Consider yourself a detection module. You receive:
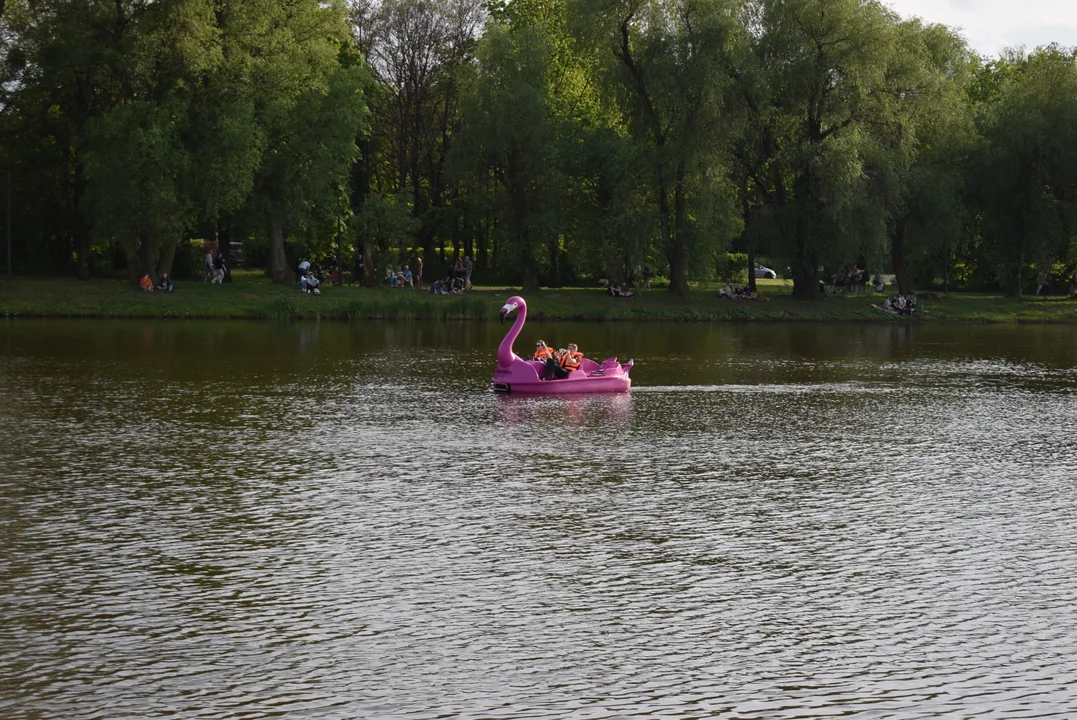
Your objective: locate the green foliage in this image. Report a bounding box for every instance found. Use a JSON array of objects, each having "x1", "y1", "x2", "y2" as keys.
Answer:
[
  {"x1": 454, "y1": 16, "x2": 567, "y2": 289},
  {"x1": 971, "y1": 46, "x2": 1077, "y2": 296},
  {"x1": 568, "y1": 0, "x2": 743, "y2": 293},
  {"x1": 0, "y1": 0, "x2": 367, "y2": 282},
  {"x1": 2, "y1": 0, "x2": 1076, "y2": 302},
  {"x1": 716, "y1": 253, "x2": 749, "y2": 284}
]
